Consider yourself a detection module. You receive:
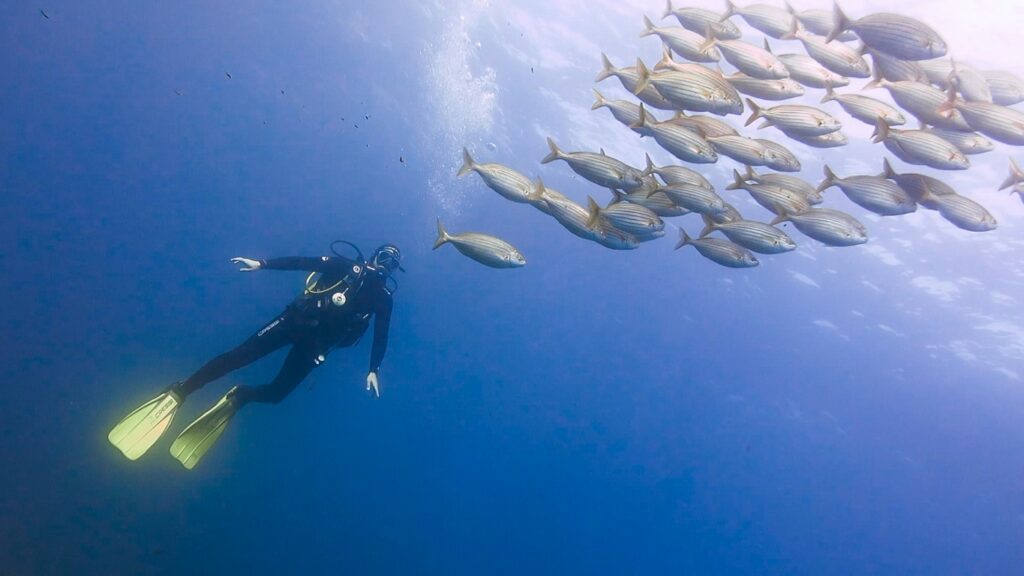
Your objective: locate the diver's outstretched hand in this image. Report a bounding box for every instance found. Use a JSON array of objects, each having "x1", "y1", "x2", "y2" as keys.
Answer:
[
  {"x1": 366, "y1": 372, "x2": 380, "y2": 398},
  {"x1": 231, "y1": 257, "x2": 262, "y2": 272}
]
